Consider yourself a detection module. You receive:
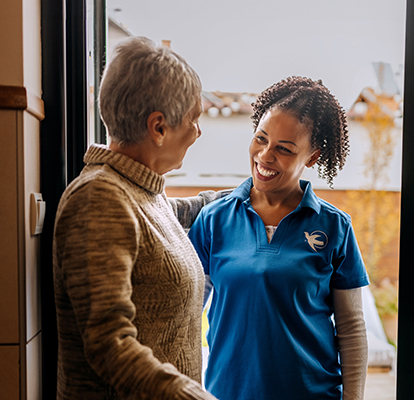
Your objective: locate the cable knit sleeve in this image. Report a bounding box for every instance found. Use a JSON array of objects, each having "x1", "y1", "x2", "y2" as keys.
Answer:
[
  {"x1": 54, "y1": 178, "x2": 217, "y2": 400},
  {"x1": 168, "y1": 189, "x2": 232, "y2": 229}
]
